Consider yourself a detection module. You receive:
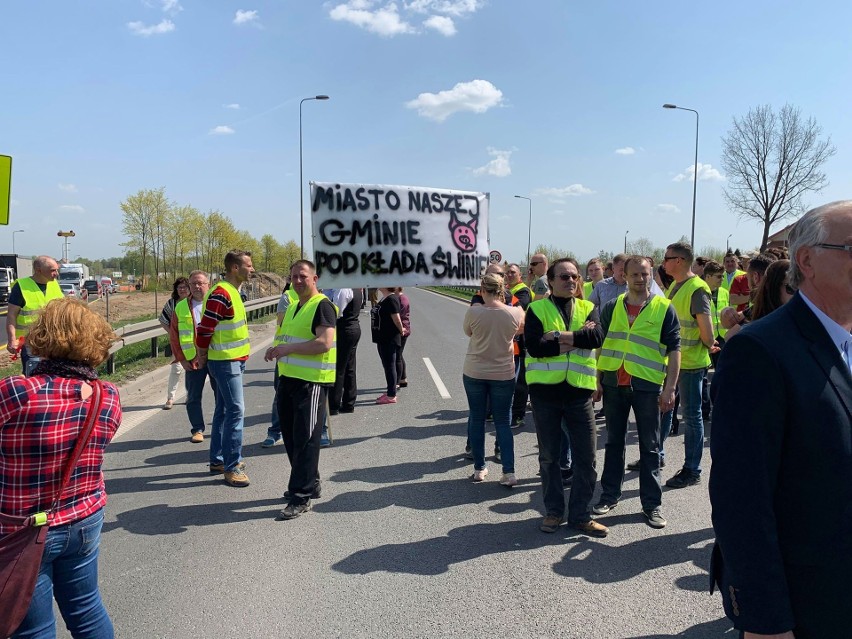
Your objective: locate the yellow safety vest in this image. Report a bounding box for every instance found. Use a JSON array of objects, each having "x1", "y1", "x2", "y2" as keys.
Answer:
[
  {"x1": 667, "y1": 276, "x2": 711, "y2": 370},
  {"x1": 286, "y1": 288, "x2": 299, "y2": 305},
  {"x1": 597, "y1": 294, "x2": 670, "y2": 385},
  {"x1": 275, "y1": 293, "x2": 337, "y2": 383},
  {"x1": 583, "y1": 281, "x2": 594, "y2": 300},
  {"x1": 15, "y1": 278, "x2": 64, "y2": 337},
  {"x1": 720, "y1": 269, "x2": 745, "y2": 292},
  {"x1": 509, "y1": 282, "x2": 530, "y2": 298},
  {"x1": 710, "y1": 286, "x2": 730, "y2": 340},
  {"x1": 174, "y1": 298, "x2": 198, "y2": 360},
  {"x1": 525, "y1": 297, "x2": 597, "y2": 390},
  {"x1": 203, "y1": 281, "x2": 250, "y2": 360}
]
